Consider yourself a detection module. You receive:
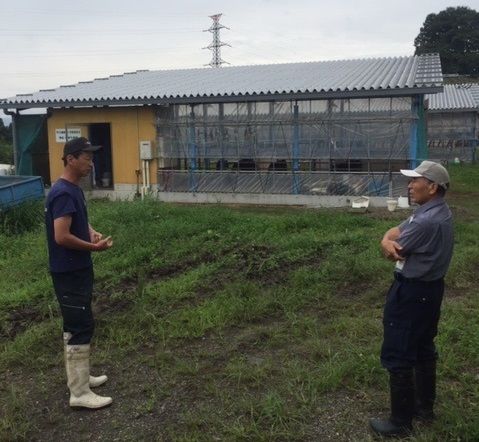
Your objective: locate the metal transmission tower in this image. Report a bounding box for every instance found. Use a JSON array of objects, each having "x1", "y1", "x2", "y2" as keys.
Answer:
[{"x1": 203, "y1": 13, "x2": 230, "y2": 68}]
